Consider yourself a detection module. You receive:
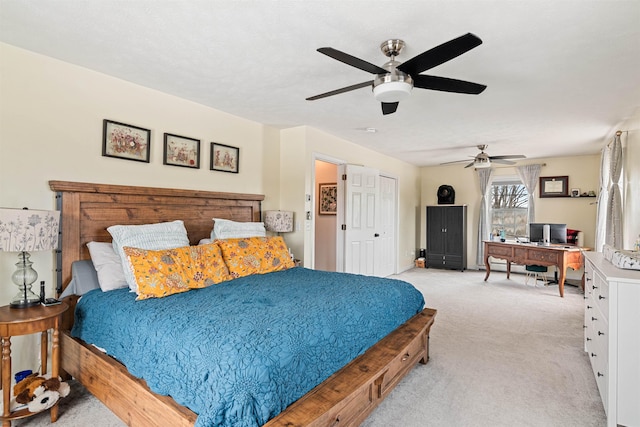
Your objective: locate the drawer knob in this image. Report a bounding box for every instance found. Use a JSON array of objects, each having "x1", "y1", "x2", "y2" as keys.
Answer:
[
  {"x1": 401, "y1": 353, "x2": 410, "y2": 362},
  {"x1": 592, "y1": 285, "x2": 598, "y2": 289},
  {"x1": 330, "y1": 416, "x2": 341, "y2": 427},
  {"x1": 591, "y1": 352, "x2": 597, "y2": 357},
  {"x1": 586, "y1": 305, "x2": 592, "y2": 309},
  {"x1": 597, "y1": 372, "x2": 604, "y2": 377},
  {"x1": 598, "y1": 331, "x2": 605, "y2": 336},
  {"x1": 586, "y1": 337, "x2": 592, "y2": 341},
  {"x1": 591, "y1": 317, "x2": 597, "y2": 321},
  {"x1": 598, "y1": 295, "x2": 606, "y2": 300}
]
